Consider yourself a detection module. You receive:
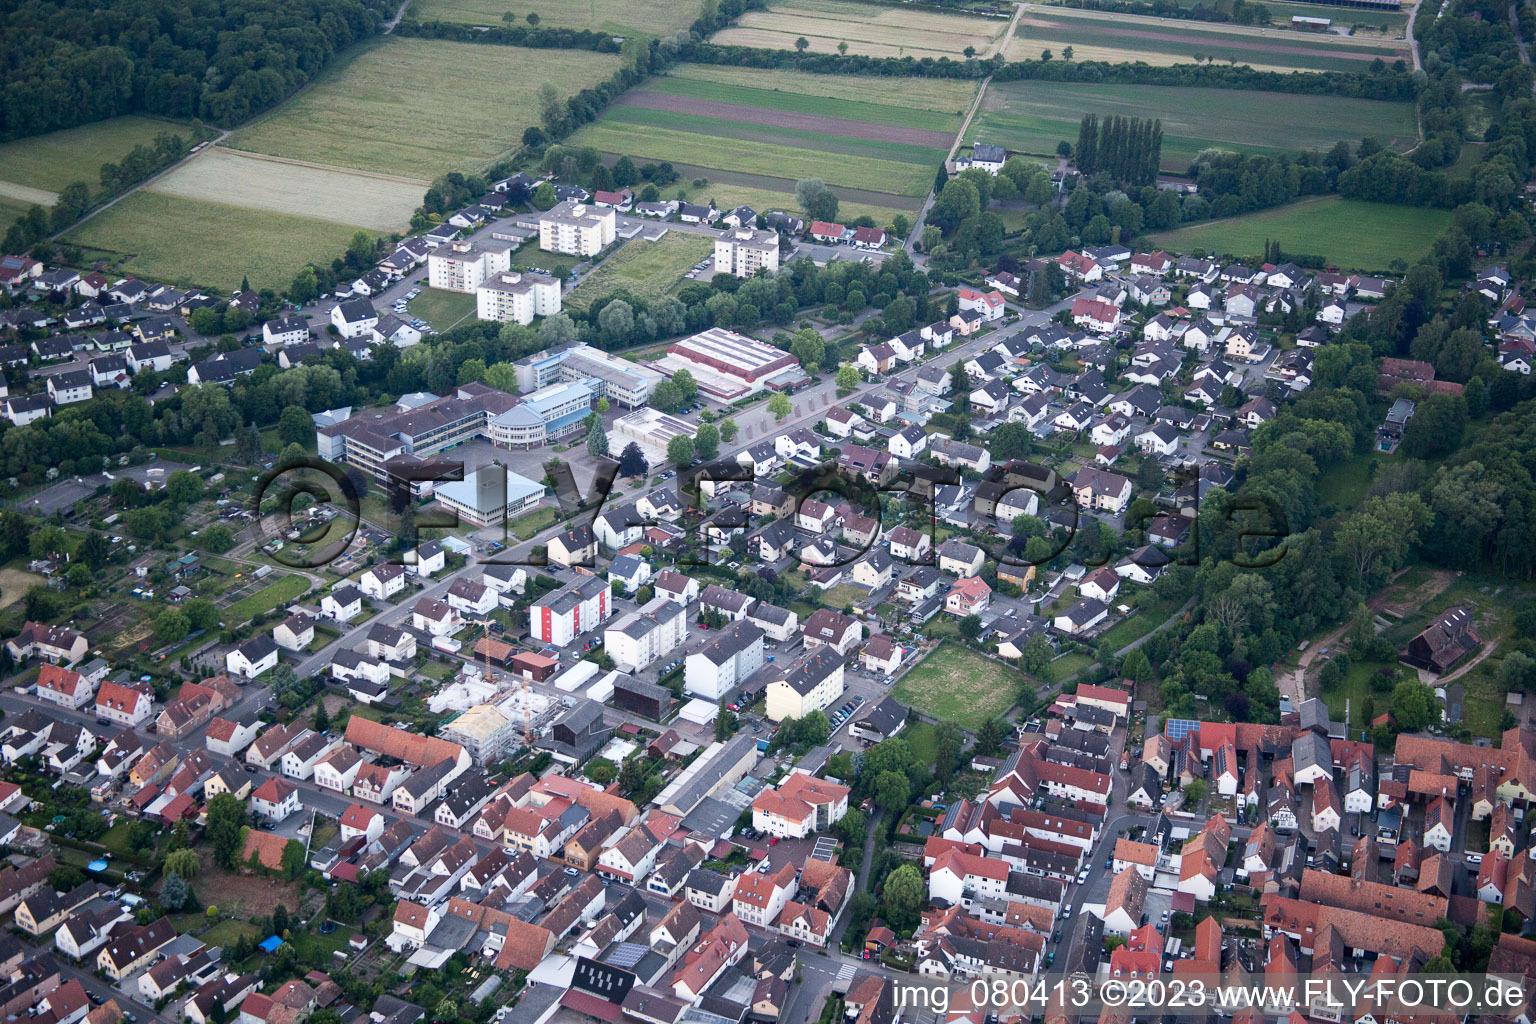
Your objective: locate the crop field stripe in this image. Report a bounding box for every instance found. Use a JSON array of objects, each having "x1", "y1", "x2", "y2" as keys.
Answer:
[
  {"x1": 147, "y1": 149, "x2": 423, "y2": 232},
  {"x1": 714, "y1": 0, "x2": 1009, "y2": 59},
  {"x1": 600, "y1": 105, "x2": 948, "y2": 165},
  {"x1": 636, "y1": 78, "x2": 963, "y2": 133},
  {"x1": 1019, "y1": 9, "x2": 1407, "y2": 54},
  {"x1": 569, "y1": 122, "x2": 935, "y2": 197},
  {"x1": 668, "y1": 63, "x2": 981, "y2": 115},
  {"x1": 404, "y1": 0, "x2": 696, "y2": 36}
]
